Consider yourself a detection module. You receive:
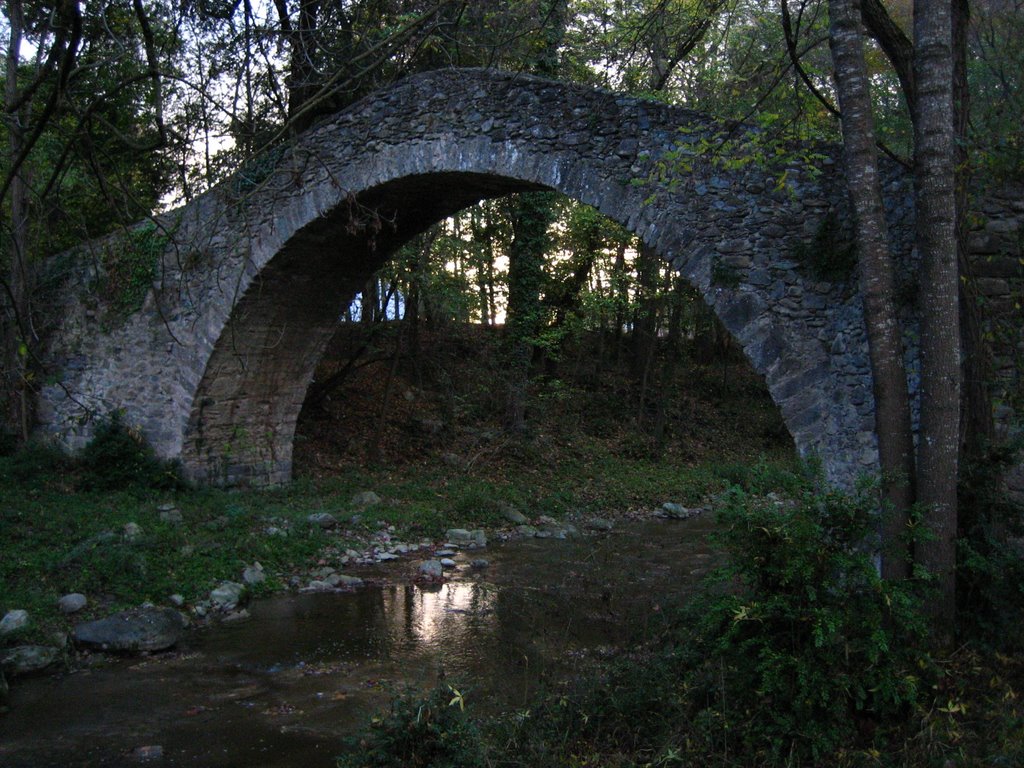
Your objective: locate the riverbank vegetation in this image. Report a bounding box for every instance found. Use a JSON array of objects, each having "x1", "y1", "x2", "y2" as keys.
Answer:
[
  {"x1": 339, "y1": 479, "x2": 1024, "y2": 768},
  {"x1": 0, "y1": 324, "x2": 795, "y2": 647}
]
